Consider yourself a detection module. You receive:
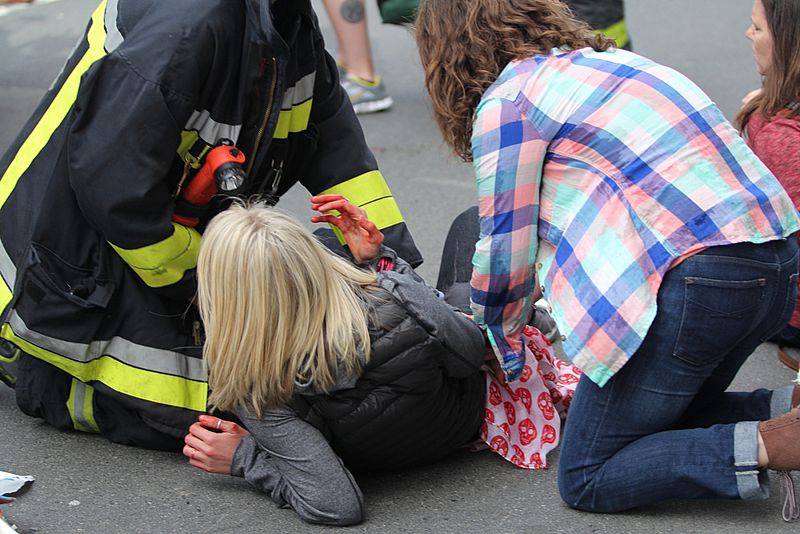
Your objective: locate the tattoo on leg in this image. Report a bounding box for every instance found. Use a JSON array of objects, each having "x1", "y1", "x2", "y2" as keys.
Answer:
[{"x1": 341, "y1": 0, "x2": 365, "y2": 23}]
